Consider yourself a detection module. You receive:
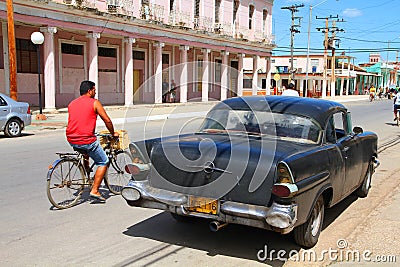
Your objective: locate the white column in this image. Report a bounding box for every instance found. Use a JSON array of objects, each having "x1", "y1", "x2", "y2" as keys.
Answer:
[
  {"x1": 221, "y1": 51, "x2": 229, "y2": 101},
  {"x1": 179, "y1": 45, "x2": 189, "y2": 103},
  {"x1": 154, "y1": 42, "x2": 164, "y2": 104},
  {"x1": 86, "y1": 32, "x2": 100, "y2": 87},
  {"x1": 2, "y1": 22, "x2": 10, "y2": 94},
  {"x1": 300, "y1": 78, "x2": 304, "y2": 97},
  {"x1": 331, "y1": 79, "x2": 336, "y2": 97},
  {"x1": 201, "y1": 48, "x2": 210, "y2": 102},
  {"x1": 124, "y1": 37, "x2": 135, "y2": 106},
  {"x1": 265, "y1": 56, "x2": 272, "y2": 95},
  {"x1": 237, "y1": 53, "x2": 244, "y2": 96},
  {"x1": 252, "y1": 55, "x2": 259, "y2": 95},
  {"x1": 322, "y1": 79, "x2": 327, "y2": 98},
  {"x1": 40, "y1": 27, "x2": 57, "y2": 110}
]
